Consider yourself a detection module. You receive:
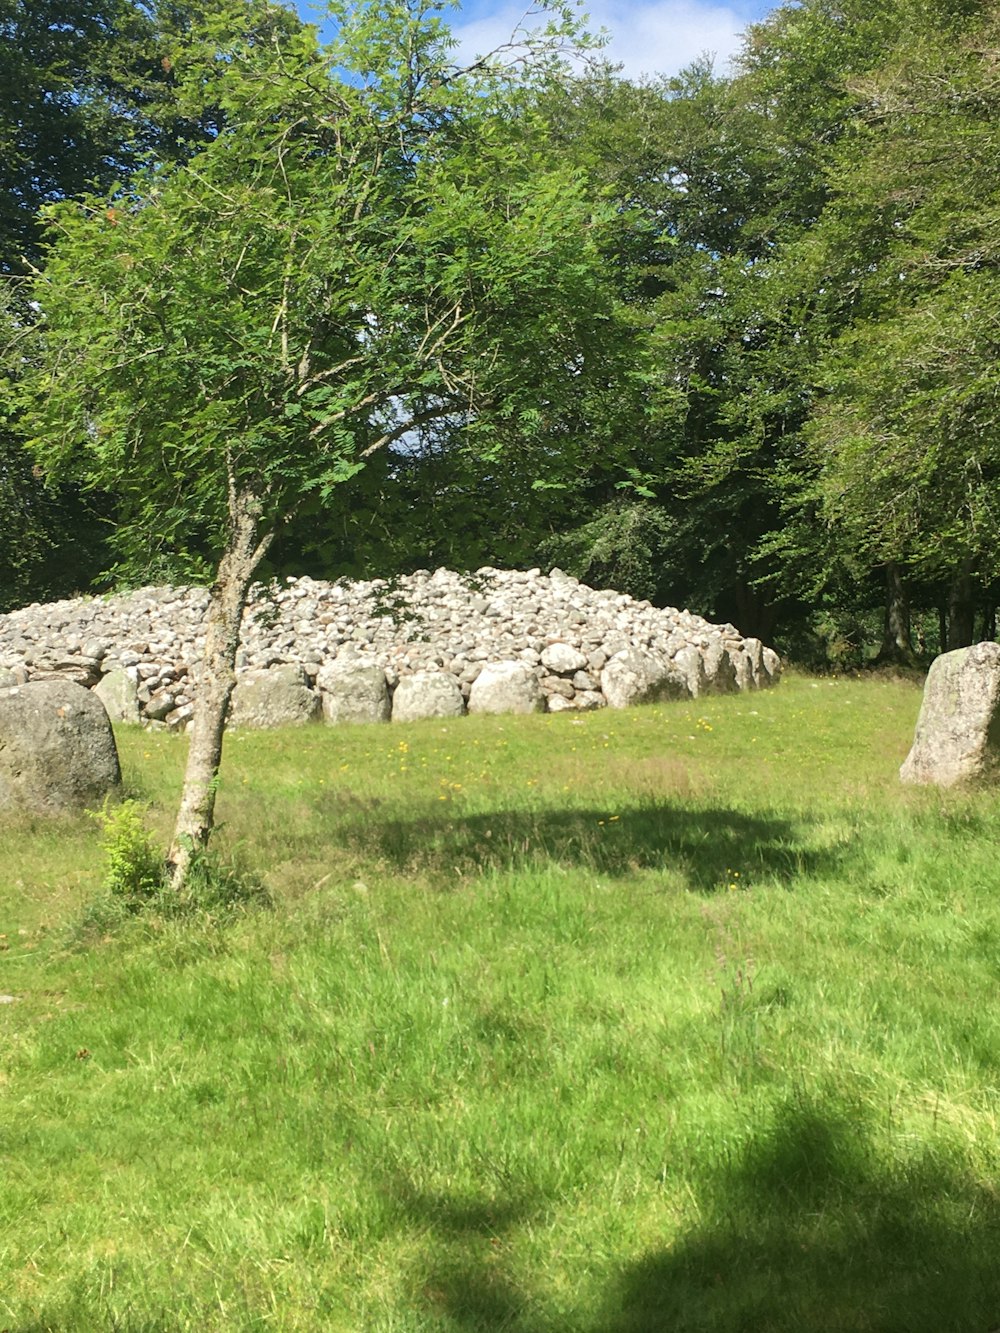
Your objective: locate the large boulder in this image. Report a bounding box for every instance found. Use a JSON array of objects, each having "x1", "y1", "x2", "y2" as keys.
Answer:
[
  {"x1": 392, "y1": 670, "x2": 465, "y2": 722},
  {"x1": 0, "y1": 680, "x2": 121, "y2": 813},
  {"x1": 671, "y1": 645, "x2": 709, "y2": 698},
  {"x1": 468, "y1": 661, "x2": 544, "y2": 715},
  {"x1": 732, "y1": 638, "x2": 764, "y2": 692},
  {"x1": 600, "y1": 649, "x2": 688, "y2": 709},
  {"x1": 317, "y1": 659, "x2": 391, "y2": 724},
  {"x1": 229, "y1": 664, "x2": 320, "y2": 729},
  {"x1": 901, "y1": 642, "x2": 1000, "y2": 786}
]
